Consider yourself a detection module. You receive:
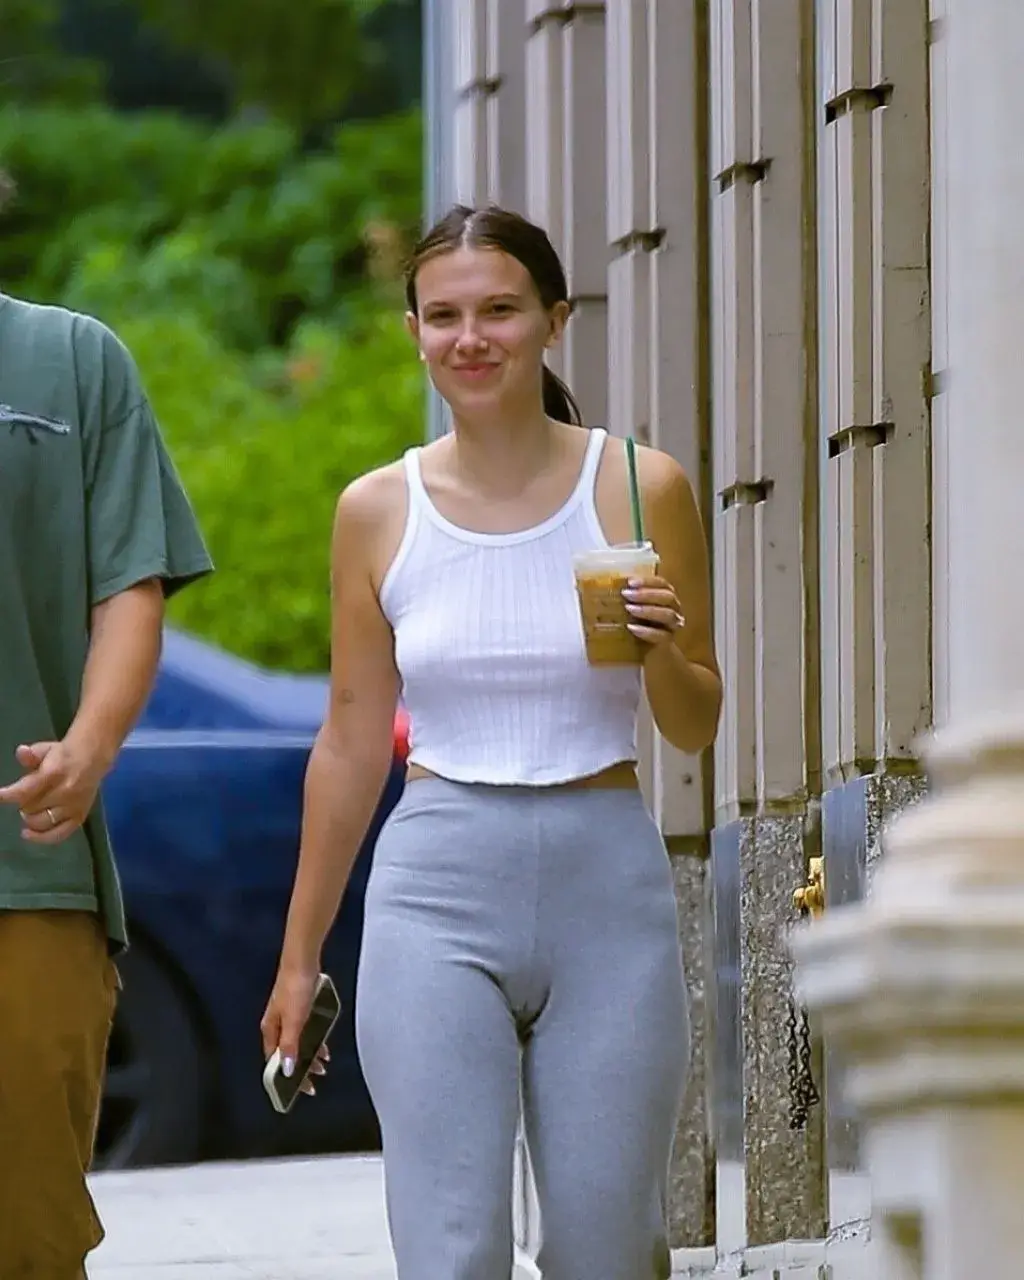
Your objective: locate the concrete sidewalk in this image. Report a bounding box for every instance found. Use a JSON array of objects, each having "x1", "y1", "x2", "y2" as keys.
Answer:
[
  {"x1": 86, "y1": 1154, "x2": 870, "y2": 1278},
  {"x1": 87, "y1": 1155, "x2": 541, "y2": 1280},
  {"x1": 88, "y1": 1156, "x2": 396, "y2": 1279}
]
